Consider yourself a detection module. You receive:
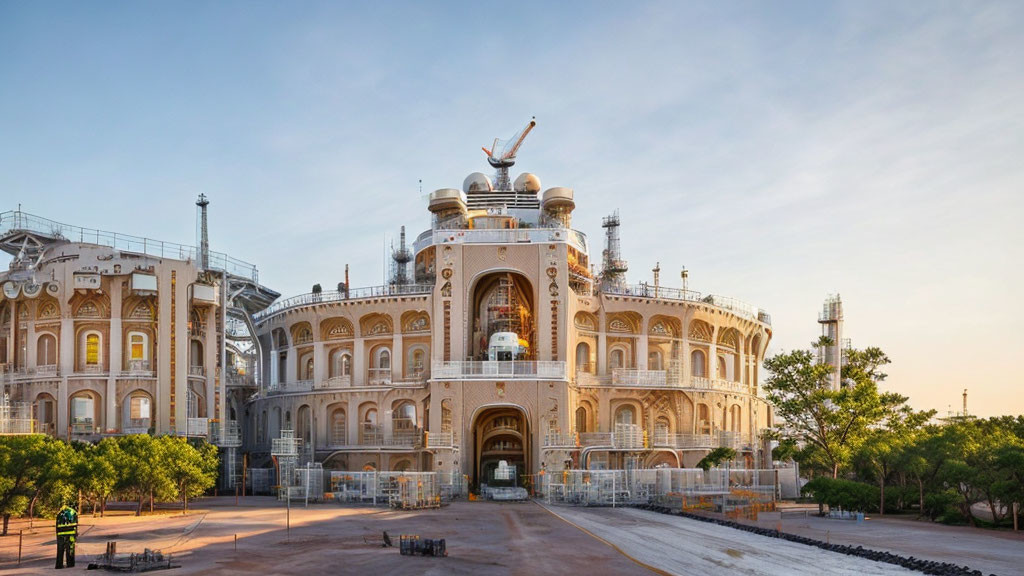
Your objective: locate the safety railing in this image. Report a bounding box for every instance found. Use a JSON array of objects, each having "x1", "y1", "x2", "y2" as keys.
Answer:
[
  {"x1": 431, "y1": 360, "x2": 566, "y2": 380},
  {"x1": 184, "y1": 418, "x2": 209, "y2": 437},
  {"x1": 253, "y1": 284, "x2": 433, "y2": 322},
  {"x1": 612, "y1": 368, "x2": 666, "y2": 387},
  {"x1": 414, "y1": 227, "x2": 589, "y2": 255},
  {"x1": 316, "y1": 375, "x2": 352, "y2": 389},
  {"x1": 122, "y1": 418, "x2": 151, "y2": 435},
  {"x1": 600, "y1": 284, "x2": 770, "y2": 325},
  {"x1": 425, "y1": 430, "x2": 456, "y2": 448},
  {"x1": 0, "y1": 209, "x2": 259, "y2": 281}
]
